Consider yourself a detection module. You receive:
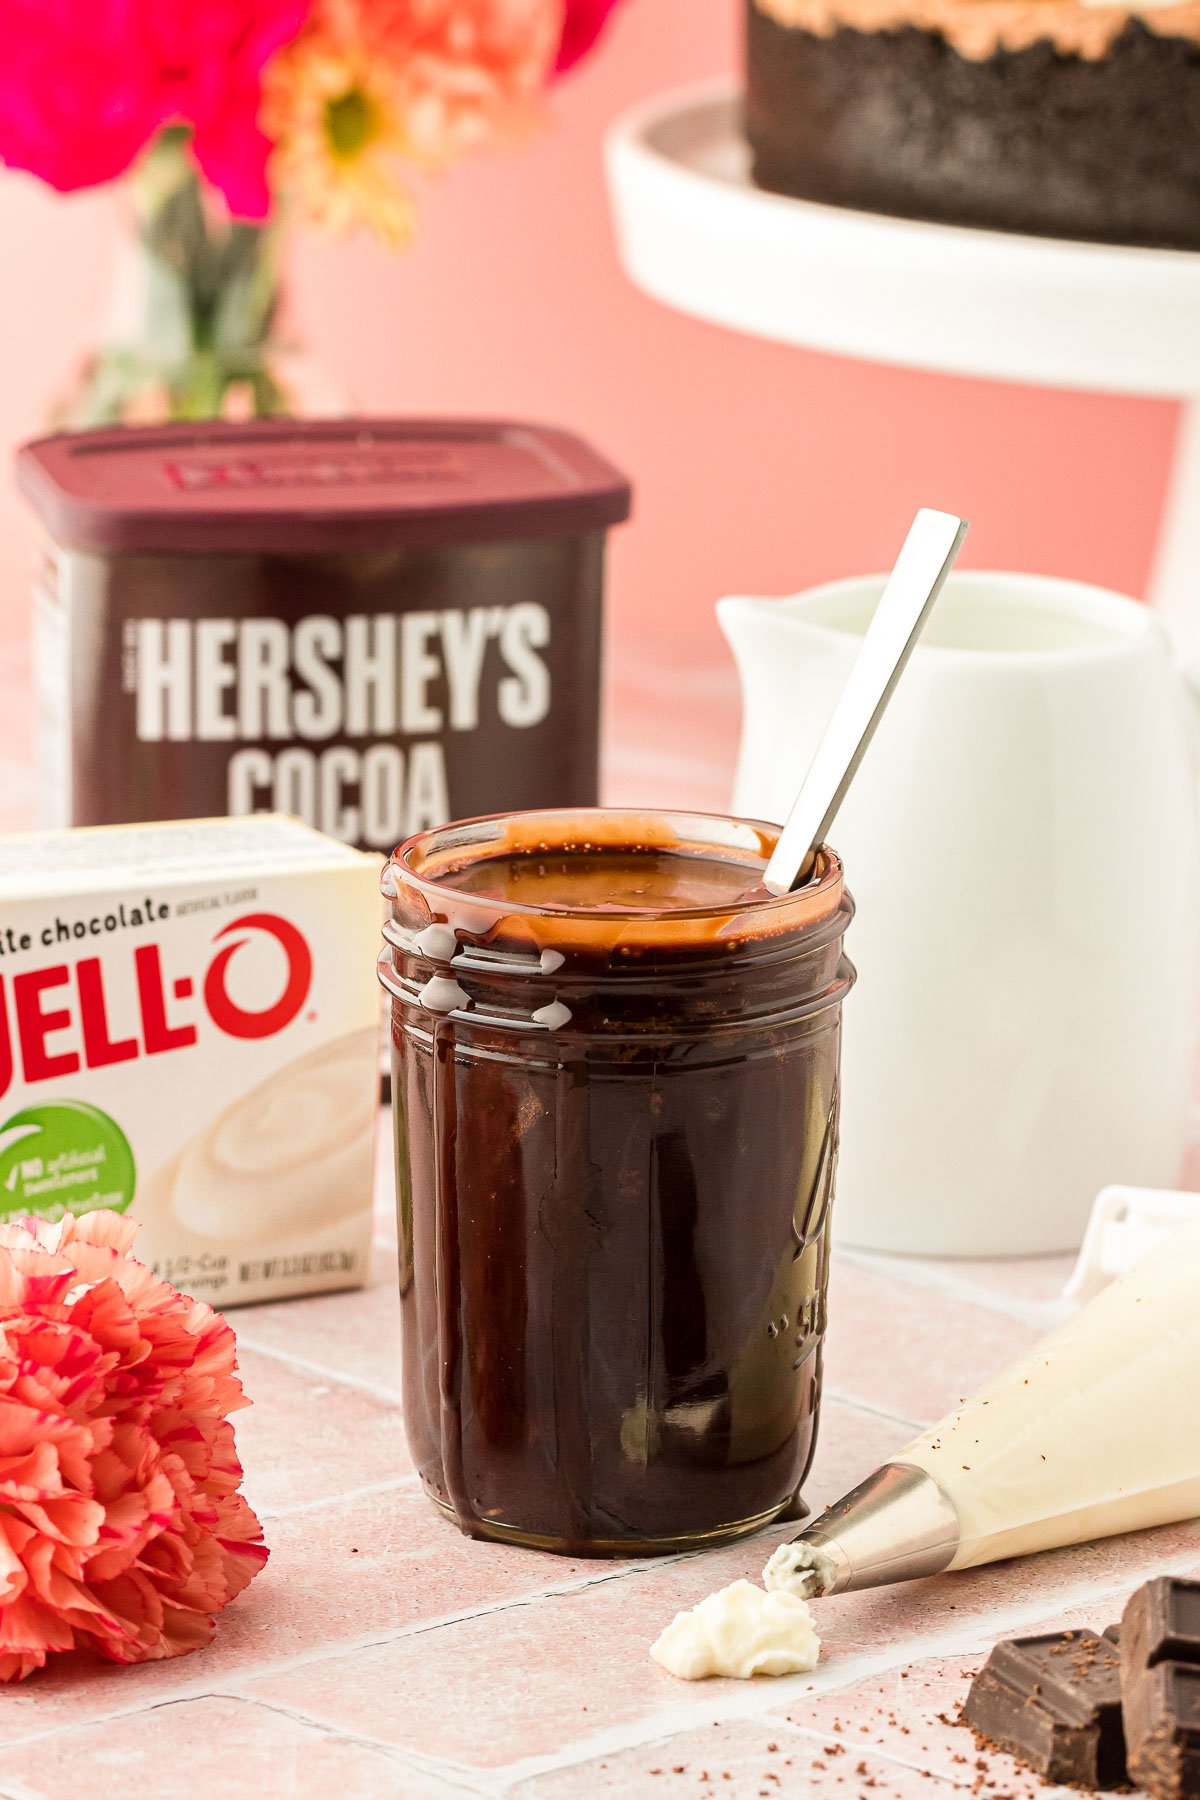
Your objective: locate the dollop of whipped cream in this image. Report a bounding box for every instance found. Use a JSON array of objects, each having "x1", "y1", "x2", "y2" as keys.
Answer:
[{"x1": 650, "y1": 1580, "x2": 821, "y2": 1681}]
